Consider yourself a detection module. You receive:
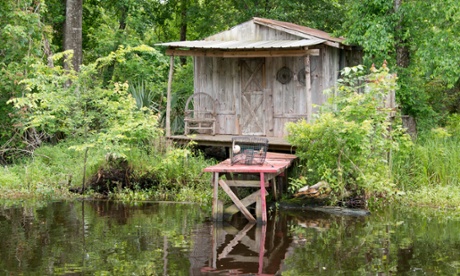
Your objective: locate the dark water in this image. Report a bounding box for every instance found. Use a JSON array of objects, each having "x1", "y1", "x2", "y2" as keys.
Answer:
[{"x1": 0, "y1": 201, "x2": 459, "y2": 275}]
